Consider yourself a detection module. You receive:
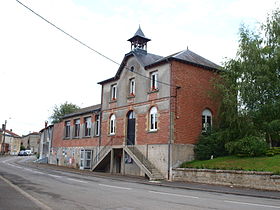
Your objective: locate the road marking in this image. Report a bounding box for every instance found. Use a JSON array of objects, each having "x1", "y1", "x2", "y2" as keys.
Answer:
[
  {"x1": 224, "y1": 200, "x2": 280, "y2": 209},
  {"x1": 99, "y1": 184, "x2": 131, "y2": 190},
  {"x1": 149, "y1": 191, "x2": 199, "y2": 199},
  {"x1": 7, "y1": 163, "x2": 23, "y2": 169},
  {"x1": 0, "y1": 175, "x2": 52, "y2": 210},
  {"x1": 67, "y1": 178, "x2": 88, "y2": 183},
  {"x1": 48, "y1": 174, "x2": 62, "y2": 178}
]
